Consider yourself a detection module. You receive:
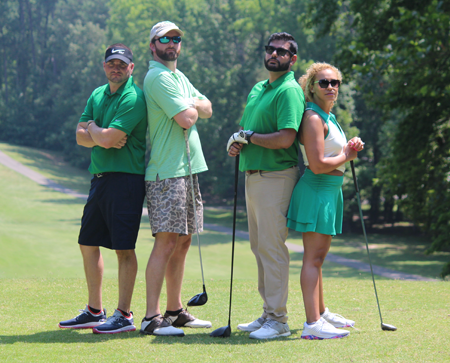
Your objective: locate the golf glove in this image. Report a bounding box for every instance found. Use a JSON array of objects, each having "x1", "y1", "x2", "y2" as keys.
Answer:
[{"x1": 226, "y1": 130, "x2": 255, "y2": 152}]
